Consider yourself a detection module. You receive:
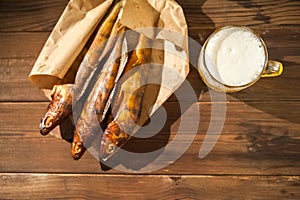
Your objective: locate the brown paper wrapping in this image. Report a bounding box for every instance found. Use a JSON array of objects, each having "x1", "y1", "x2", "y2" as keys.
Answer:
[
  {"x1": 29, "y1": 0, "x2": 189, "y2": 138},
  {"x1": 30, "y1": 0, "x2": 115, "y2": 89}
]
